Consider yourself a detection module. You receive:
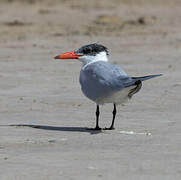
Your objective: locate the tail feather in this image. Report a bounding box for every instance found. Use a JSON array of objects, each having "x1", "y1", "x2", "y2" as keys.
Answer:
[
  {"x1": 132, "y1": 74, "x2": 163, "y2": 82},
  {"x1": 124, "y1": 74, "x2": 162, "y2": 96}
]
